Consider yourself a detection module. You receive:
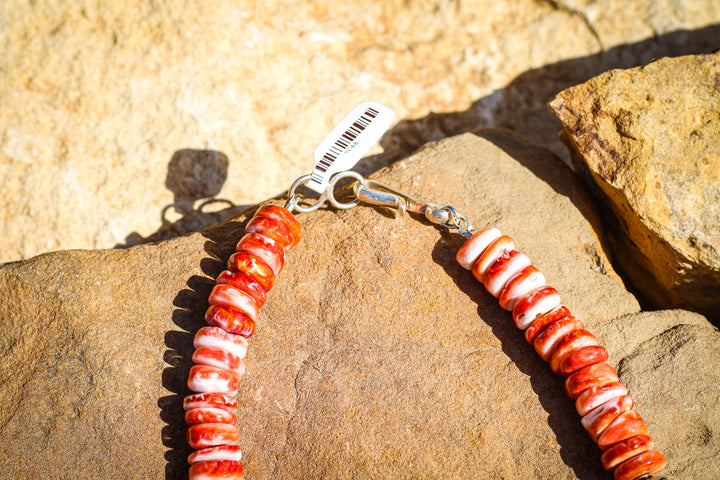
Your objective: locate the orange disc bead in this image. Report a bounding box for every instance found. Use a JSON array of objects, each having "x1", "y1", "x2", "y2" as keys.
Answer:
[
  {"x1": 534, "y1": 315, "x2": 585, "y2": 362},
  {"x1": 550, "y1": 329, "x2": 598, "y2": 375},
  {"x1": 183, "y1": 393, "x2": 237, "y2": 413},
  {"x1": 205, "y1": 305, "x2": 256, "y2": 338},
  {"x1": 227, "y1": 252, "x2": 275, "y2": 291},
  {"x1": 192, "y1": 346, "x2": 246, "y2": 377},
  {"x1": 189, "y1": 460, "x2": 244, "y2": 480},
  {"x1": 613, "y1": 450, "x2": 666, "y2": 480},
  {"x1": 598, "y1": 410, "x2": 648, "y2": 450},
  {"x1": 187, "y1": 423, "x2": 240, "y2": 449},
  {"x1": 208, "y1": 284, "x2": 258, "y2": 320},
  {"x1": 559, "y1": 345, "x2": 609, "y2": 375},
  {"x1": 253, "y1": 205, "x2": 302, "y2": 250},
  {"x1": 245, "y1": 215, "x2": 295, "y2": 250},
  {"x1": 524, "y1": 305, "x2": 571, "y2": 344},
  {"x1": 185, "y1": 407, "x2": 237, "y2": 426},
  {"x1": 565, "y1": 363, "x2": 619, "y2": 400},
  {"x1": 216, "y1": 270, "x2": 266, "y2": 307},
  {"x1": 581, "y1": 395, "x2": 634, "y2": 442},
  {"x1": 601, "y1": 434, "x2": 654, "y2": 470},
  {"x1": 235, "y1": 233, "x2": 285, "y2": 275}
]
